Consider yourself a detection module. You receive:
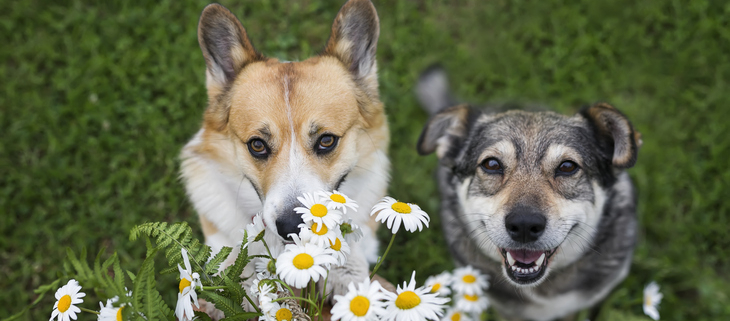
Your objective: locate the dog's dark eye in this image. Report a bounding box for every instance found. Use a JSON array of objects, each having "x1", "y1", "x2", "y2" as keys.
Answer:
[
  {"x1": 315, "y1": 135, "x2": 338, "y2": 154},
  {"x1": 248, "y1": 139, "x2": 269, "y2": 158},
  {"x1": 556, "y1": 161, "x2": 579, "y2": 176},
  {"x1": 481, "y1": 158, "x2": 503, "y2": 174}
]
